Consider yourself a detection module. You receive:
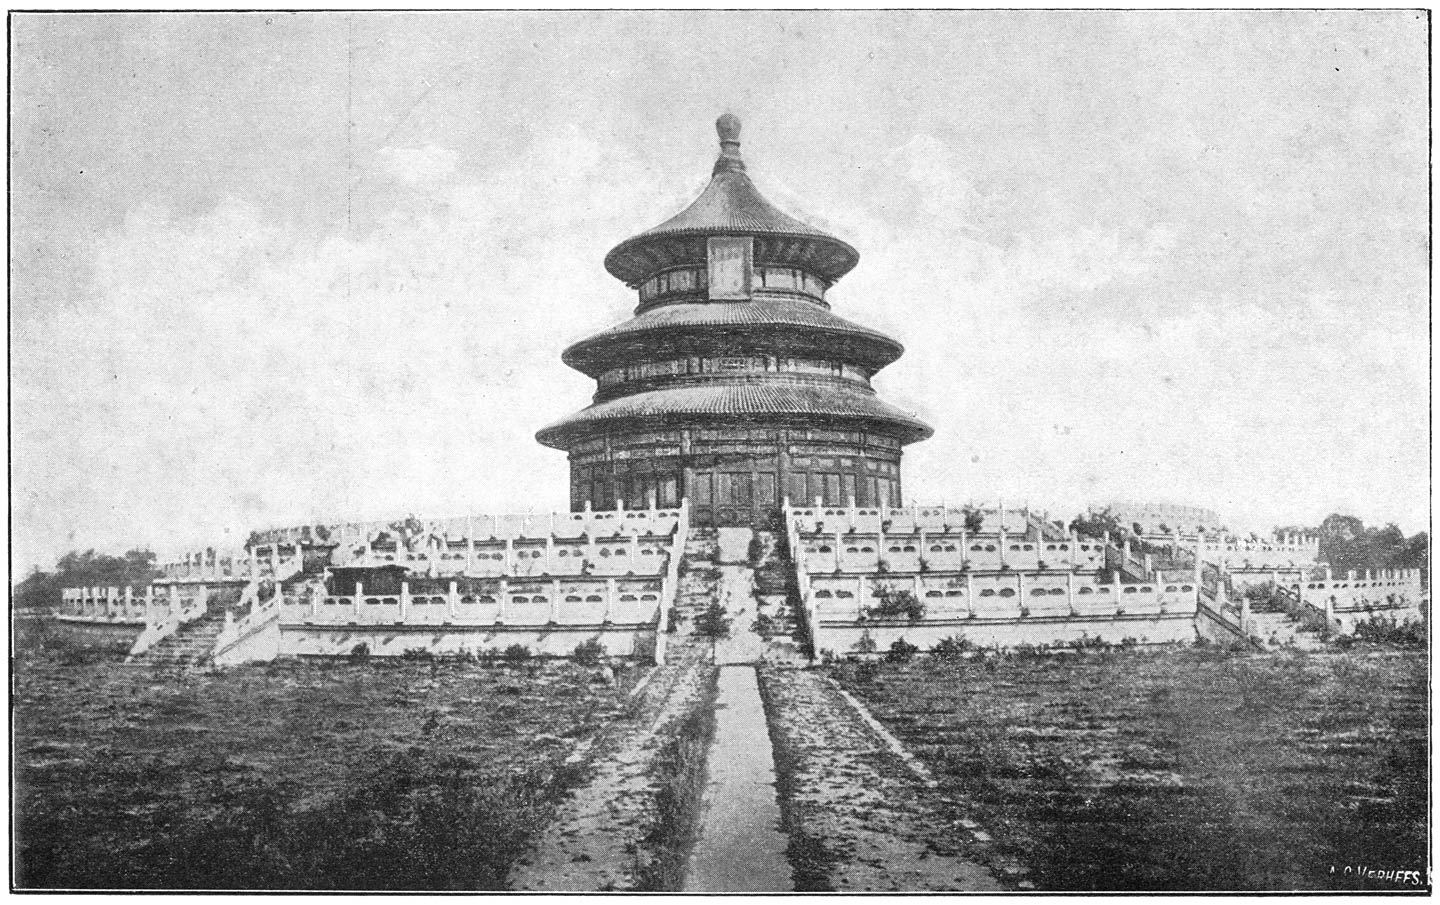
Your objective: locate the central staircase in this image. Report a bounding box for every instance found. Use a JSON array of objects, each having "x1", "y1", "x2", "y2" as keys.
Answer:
[
  {"x1": 668, "y1": 527, "x2": 720, "y2": 657},
  {"x1": 126, "y1": 614, "x2": 226, "y2": 668}
]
